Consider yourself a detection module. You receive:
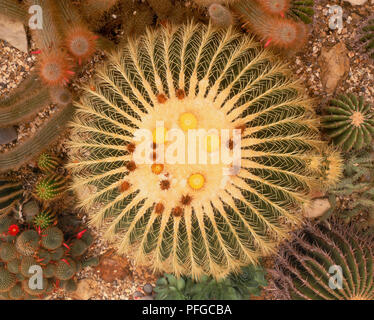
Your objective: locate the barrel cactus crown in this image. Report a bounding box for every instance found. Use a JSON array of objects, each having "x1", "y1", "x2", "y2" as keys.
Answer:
[
  {"x1": 269, "y1": 220, "x2": 374, "y2": 300},
  {"x1": 321, "y1": 94, "x2": 374, "y2": 152},
  {"x1": 68, "y1": 22, "x2": 325, "y2": 279}
]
